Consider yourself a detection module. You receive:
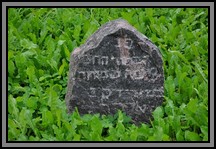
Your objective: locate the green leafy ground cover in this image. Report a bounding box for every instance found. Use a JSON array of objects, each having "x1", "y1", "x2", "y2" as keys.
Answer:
[{"x1": 8, "y1": 8, "x2": 208, "y2": 141}]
